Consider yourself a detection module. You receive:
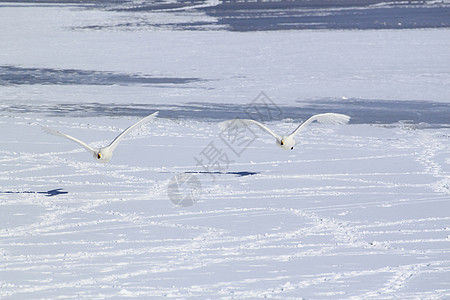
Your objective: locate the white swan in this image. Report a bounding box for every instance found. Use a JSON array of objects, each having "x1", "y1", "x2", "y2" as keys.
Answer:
[
  {"x1": 43, "y1": 111, "x2": 159, "y2": 163},
  {"x1": 218, "y1": 113, "x2": 350, "y2": 150}
]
